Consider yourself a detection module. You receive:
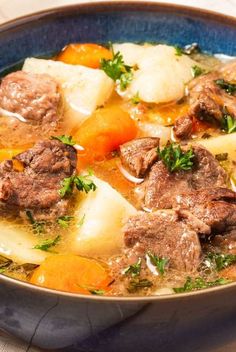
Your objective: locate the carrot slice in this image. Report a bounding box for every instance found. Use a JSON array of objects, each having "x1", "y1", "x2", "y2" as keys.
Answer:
[
  {"x1": 56, "y1": 43, "x2": 112, "y2": 68},
  {"x1": 75, "y1": 106, "x2": 137, "y2": 167},
  {"x1": 30, "y1": 254, "x2": 112, "y2": 294}
]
